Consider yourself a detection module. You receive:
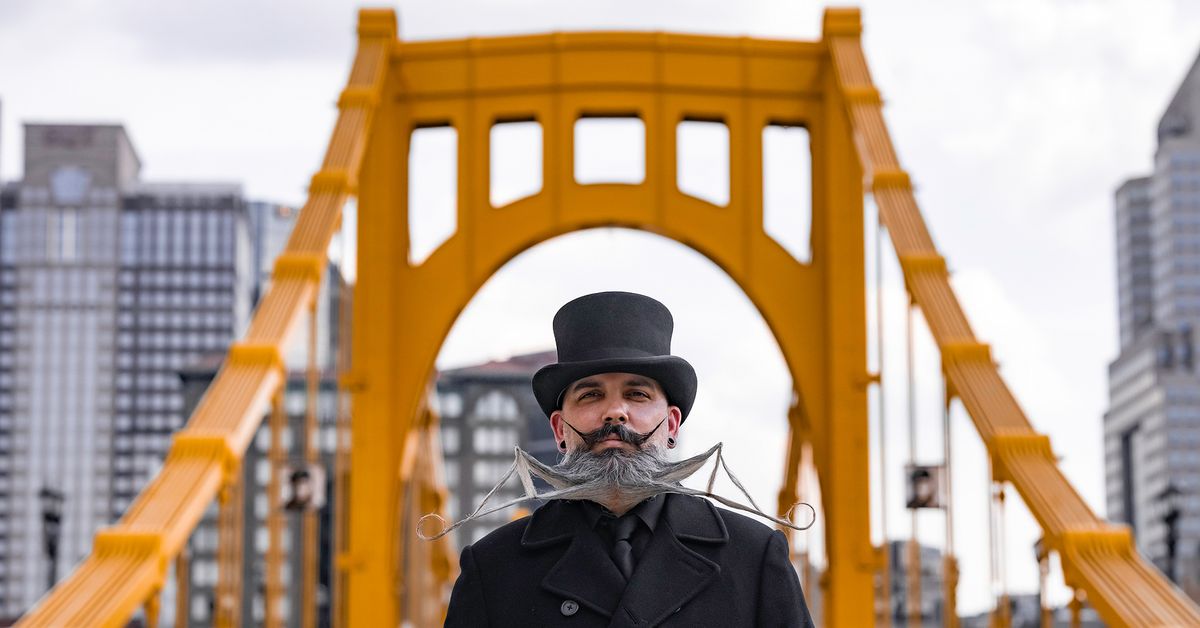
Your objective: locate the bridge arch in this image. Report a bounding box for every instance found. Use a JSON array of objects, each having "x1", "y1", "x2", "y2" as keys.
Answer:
[
  {"x1": 25, "y1": 10, "x2": 1200, "y2": 628},
  {"x1": 434, "y1": 226, "x2": 795, "y2": 503},
  {"x1": 349, "y1": 27, "x2": 872, "y2": 626}
]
